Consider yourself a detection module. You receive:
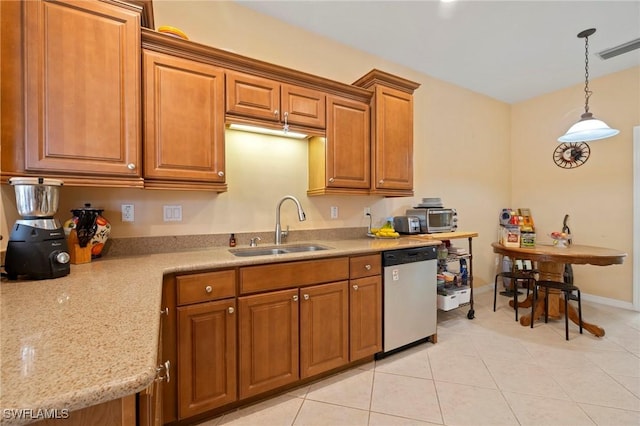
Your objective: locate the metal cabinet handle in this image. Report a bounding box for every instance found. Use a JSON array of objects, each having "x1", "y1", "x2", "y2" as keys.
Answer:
[
  {"x1": 378, "y1": 179, "x2": 384, "y2": 184},
  {"x1": 160, "y1": 307, "x2": 169, "y2": 316},
  {"x1": 127, "y1": 163, "x2": 136, "y2": 170},
  {"x1": 303, "y1": 294, "x2": 309, "y2": 300},
  {"x1": 365, "y1": 264, "x2": 371, "y2": 270},
  {"x1": 228, "y1": 307, "x2": 235, "y2": 314},
  {"x1": 352, "y1": 285, "x2": 359, "y2": 291},
  {"x1": 274, "y1": 109, "x2": 279, "y2": 116},
  {"x1": 329, "y1": 177, "x2": 335, "y2": 183},
  {"x1": 205, "y1": 285, "x2": 213, "y2": 293},
  {"x1": 218, "y1": 171, "x2": 224, "y2": 177},
  {"x1": 156, "y1": 360, "x2": 170, "y2": 383},
  {"x1": 293, "y1": 295, "x2": 299, "y2": 302}
]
